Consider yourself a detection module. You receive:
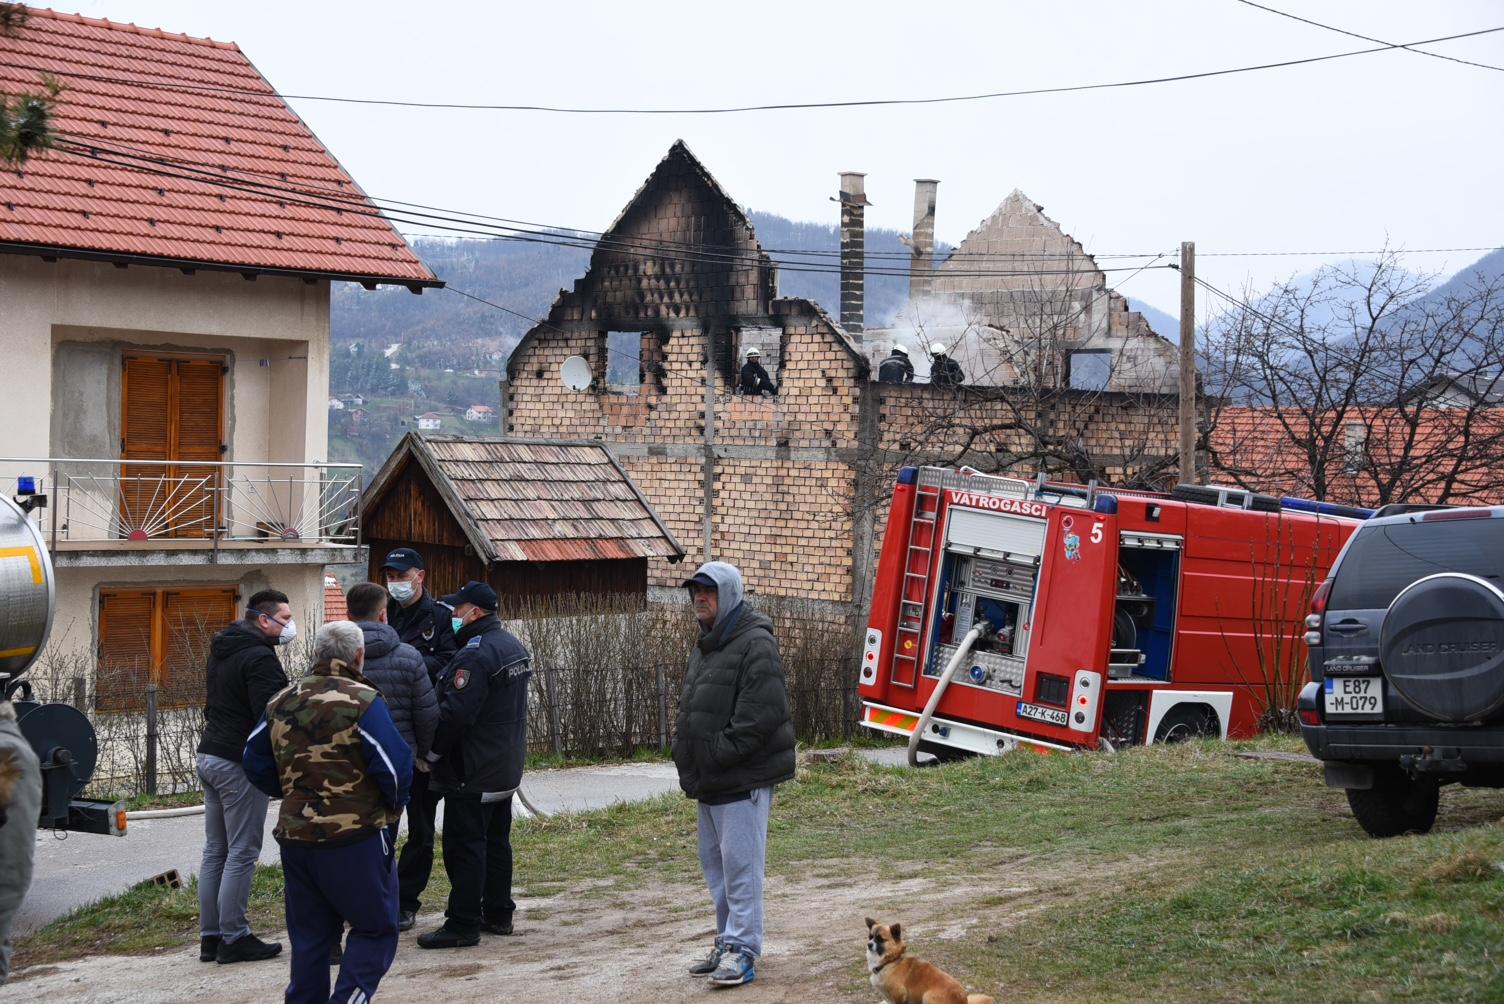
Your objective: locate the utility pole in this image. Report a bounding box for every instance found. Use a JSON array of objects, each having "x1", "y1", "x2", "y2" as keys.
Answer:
[{"x1": 1178, "y1": 241, "x2": 1197, "y2": 484}]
